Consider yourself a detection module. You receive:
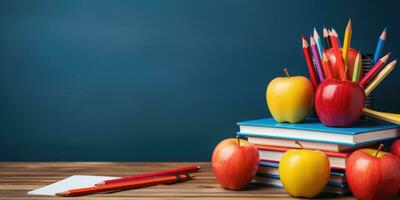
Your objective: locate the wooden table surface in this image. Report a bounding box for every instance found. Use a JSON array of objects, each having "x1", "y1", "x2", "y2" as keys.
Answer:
[{"x1": 0, "y1": 162, "x2": 355, "y2": 200}]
